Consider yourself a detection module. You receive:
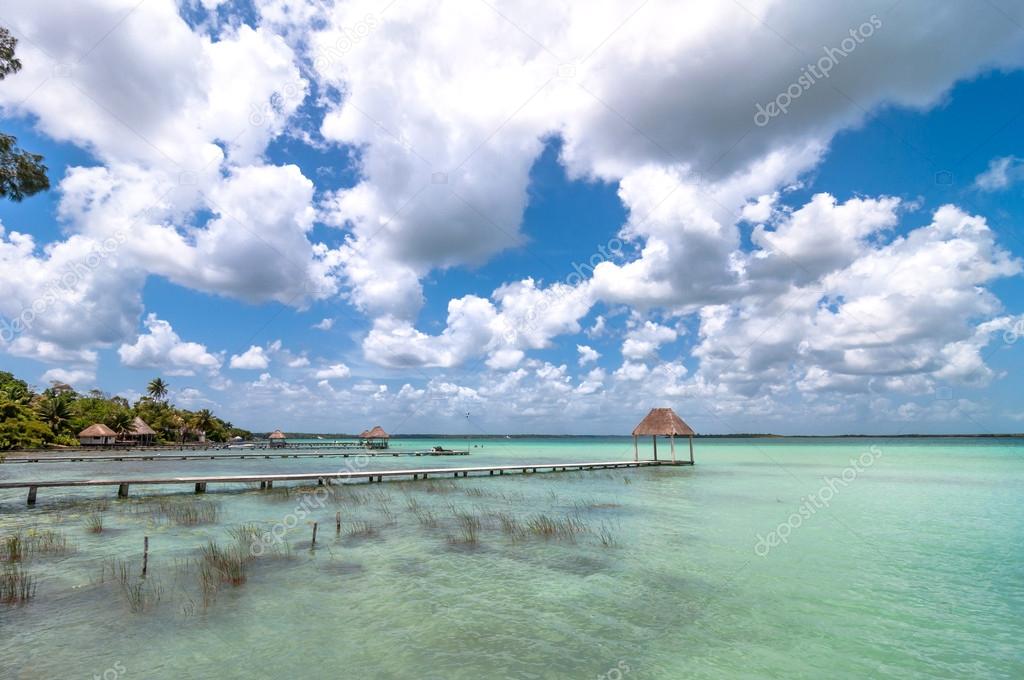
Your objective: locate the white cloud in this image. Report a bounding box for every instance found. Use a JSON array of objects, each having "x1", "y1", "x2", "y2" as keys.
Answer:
[
  {"x1": 577, "y1": 344, "x2": 600, "y2": 366},
  {"x1": 41, "y1": 368, "x2": 96, "y2": 388},
  {"x1": 974, "y1": 156, "x2": 1024, "y2": 191},
  {"x1": 312, "y1": 317, "x2": 335, "y2": 330},
  {"x1": 230, "y1": 345, "x2": 271, "y2": 370},
  {"x1": 622, "y1": 321, "x2": 678, "y2": 360},
  {"x1": 314, "y1": 363, "x2": 351, "y2": 380},
  {"x1": 118, "y1": 313, "x2": 222, "y2": 375}
]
